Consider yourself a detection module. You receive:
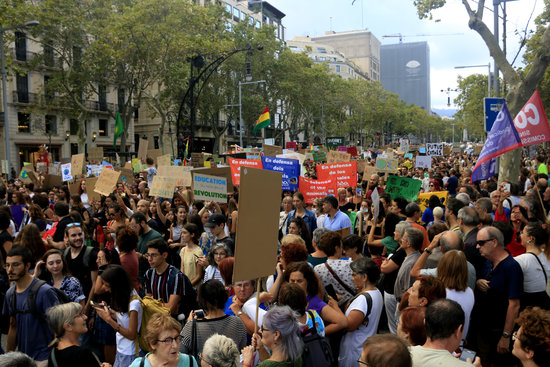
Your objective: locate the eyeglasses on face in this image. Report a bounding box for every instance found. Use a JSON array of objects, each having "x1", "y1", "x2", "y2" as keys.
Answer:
[
  {"x1": 357, "y1": 358, "x2": 369, "y2": 366},
  {"x1": 157, "y1": 335, "x2": 183, "y2": 345},
  {"x1": 476, "y1": 238, "x2": 494, "y2": 246}
]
